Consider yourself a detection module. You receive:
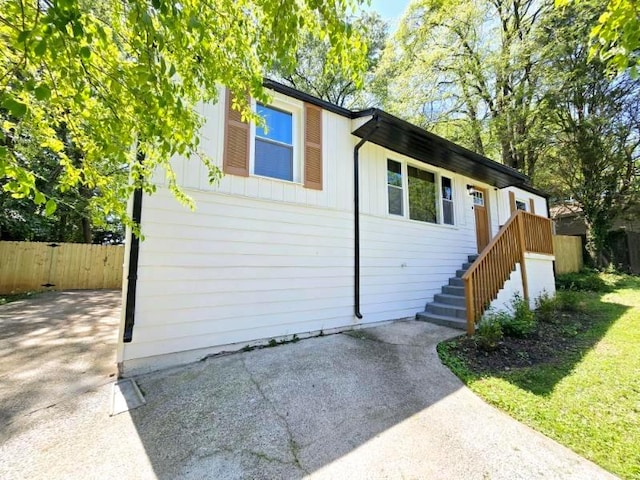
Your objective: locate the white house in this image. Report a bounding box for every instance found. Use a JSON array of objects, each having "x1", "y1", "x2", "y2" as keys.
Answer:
[{"x1": 116, "y1": 81, "x2": 555, "y2": 375}]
